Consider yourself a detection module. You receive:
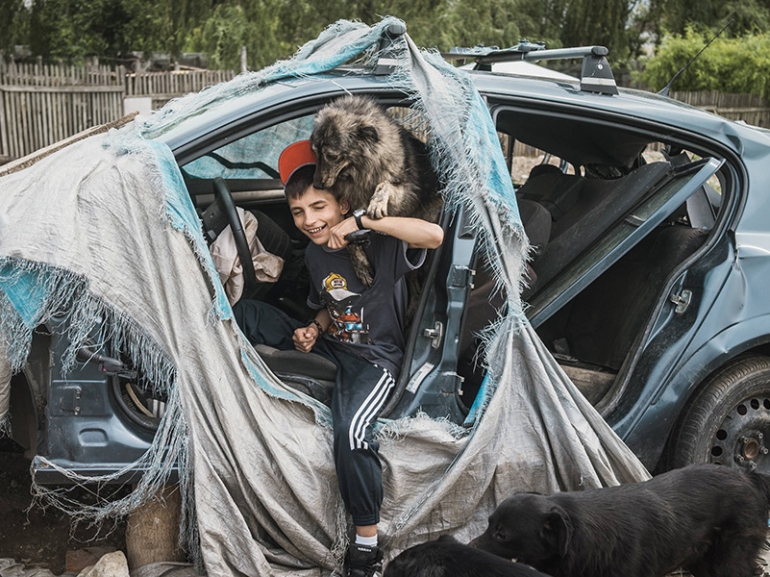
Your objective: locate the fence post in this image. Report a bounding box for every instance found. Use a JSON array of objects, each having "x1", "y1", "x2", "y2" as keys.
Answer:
[{"x1": 0, "y1": 88, "x2": 8, "y2": 160}]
